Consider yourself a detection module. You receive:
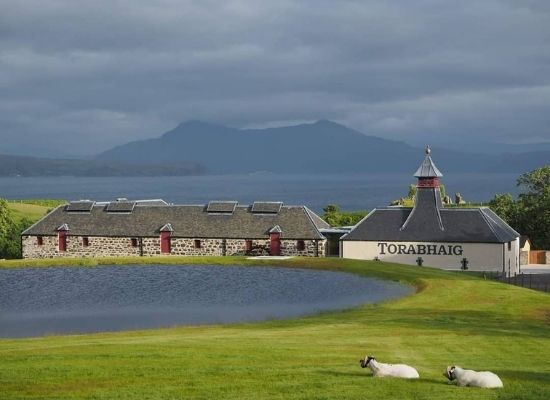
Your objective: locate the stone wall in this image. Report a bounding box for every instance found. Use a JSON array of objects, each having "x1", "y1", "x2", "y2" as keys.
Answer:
[
  {"x1": 22, "y1": 235, "x2": 141, "y2": 258},
  {"x1": 22, "y1": 235, "x2": 327, "y2": 258},
  {"x1": 520, "y1": 251, "x2": 529, "y2": 266}
]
